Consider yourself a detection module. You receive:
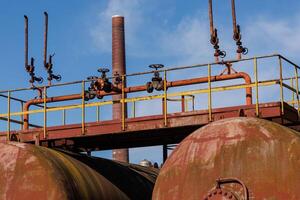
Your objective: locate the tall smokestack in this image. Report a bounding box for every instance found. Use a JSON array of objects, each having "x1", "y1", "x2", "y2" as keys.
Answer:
[{"x1": 112, "y1": 15, "x2": 129, "y2": 162}]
